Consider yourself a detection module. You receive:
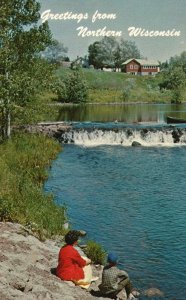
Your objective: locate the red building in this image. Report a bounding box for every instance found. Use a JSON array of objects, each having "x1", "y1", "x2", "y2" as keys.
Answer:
[{"x1": 122, "y1": 58, "x2": 160, "y2": 75}]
